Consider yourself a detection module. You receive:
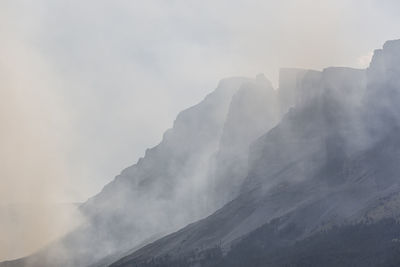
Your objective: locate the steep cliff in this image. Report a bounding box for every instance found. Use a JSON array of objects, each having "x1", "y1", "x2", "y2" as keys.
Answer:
[{"x1": 110, "y1": 39, "x2": 400, "y2": 267}]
